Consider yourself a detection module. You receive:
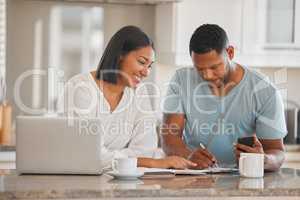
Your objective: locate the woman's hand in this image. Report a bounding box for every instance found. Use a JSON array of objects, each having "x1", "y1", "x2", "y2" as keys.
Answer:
[{"x1": 155, "y1": 156, "x2": 197, "y2": 169}]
